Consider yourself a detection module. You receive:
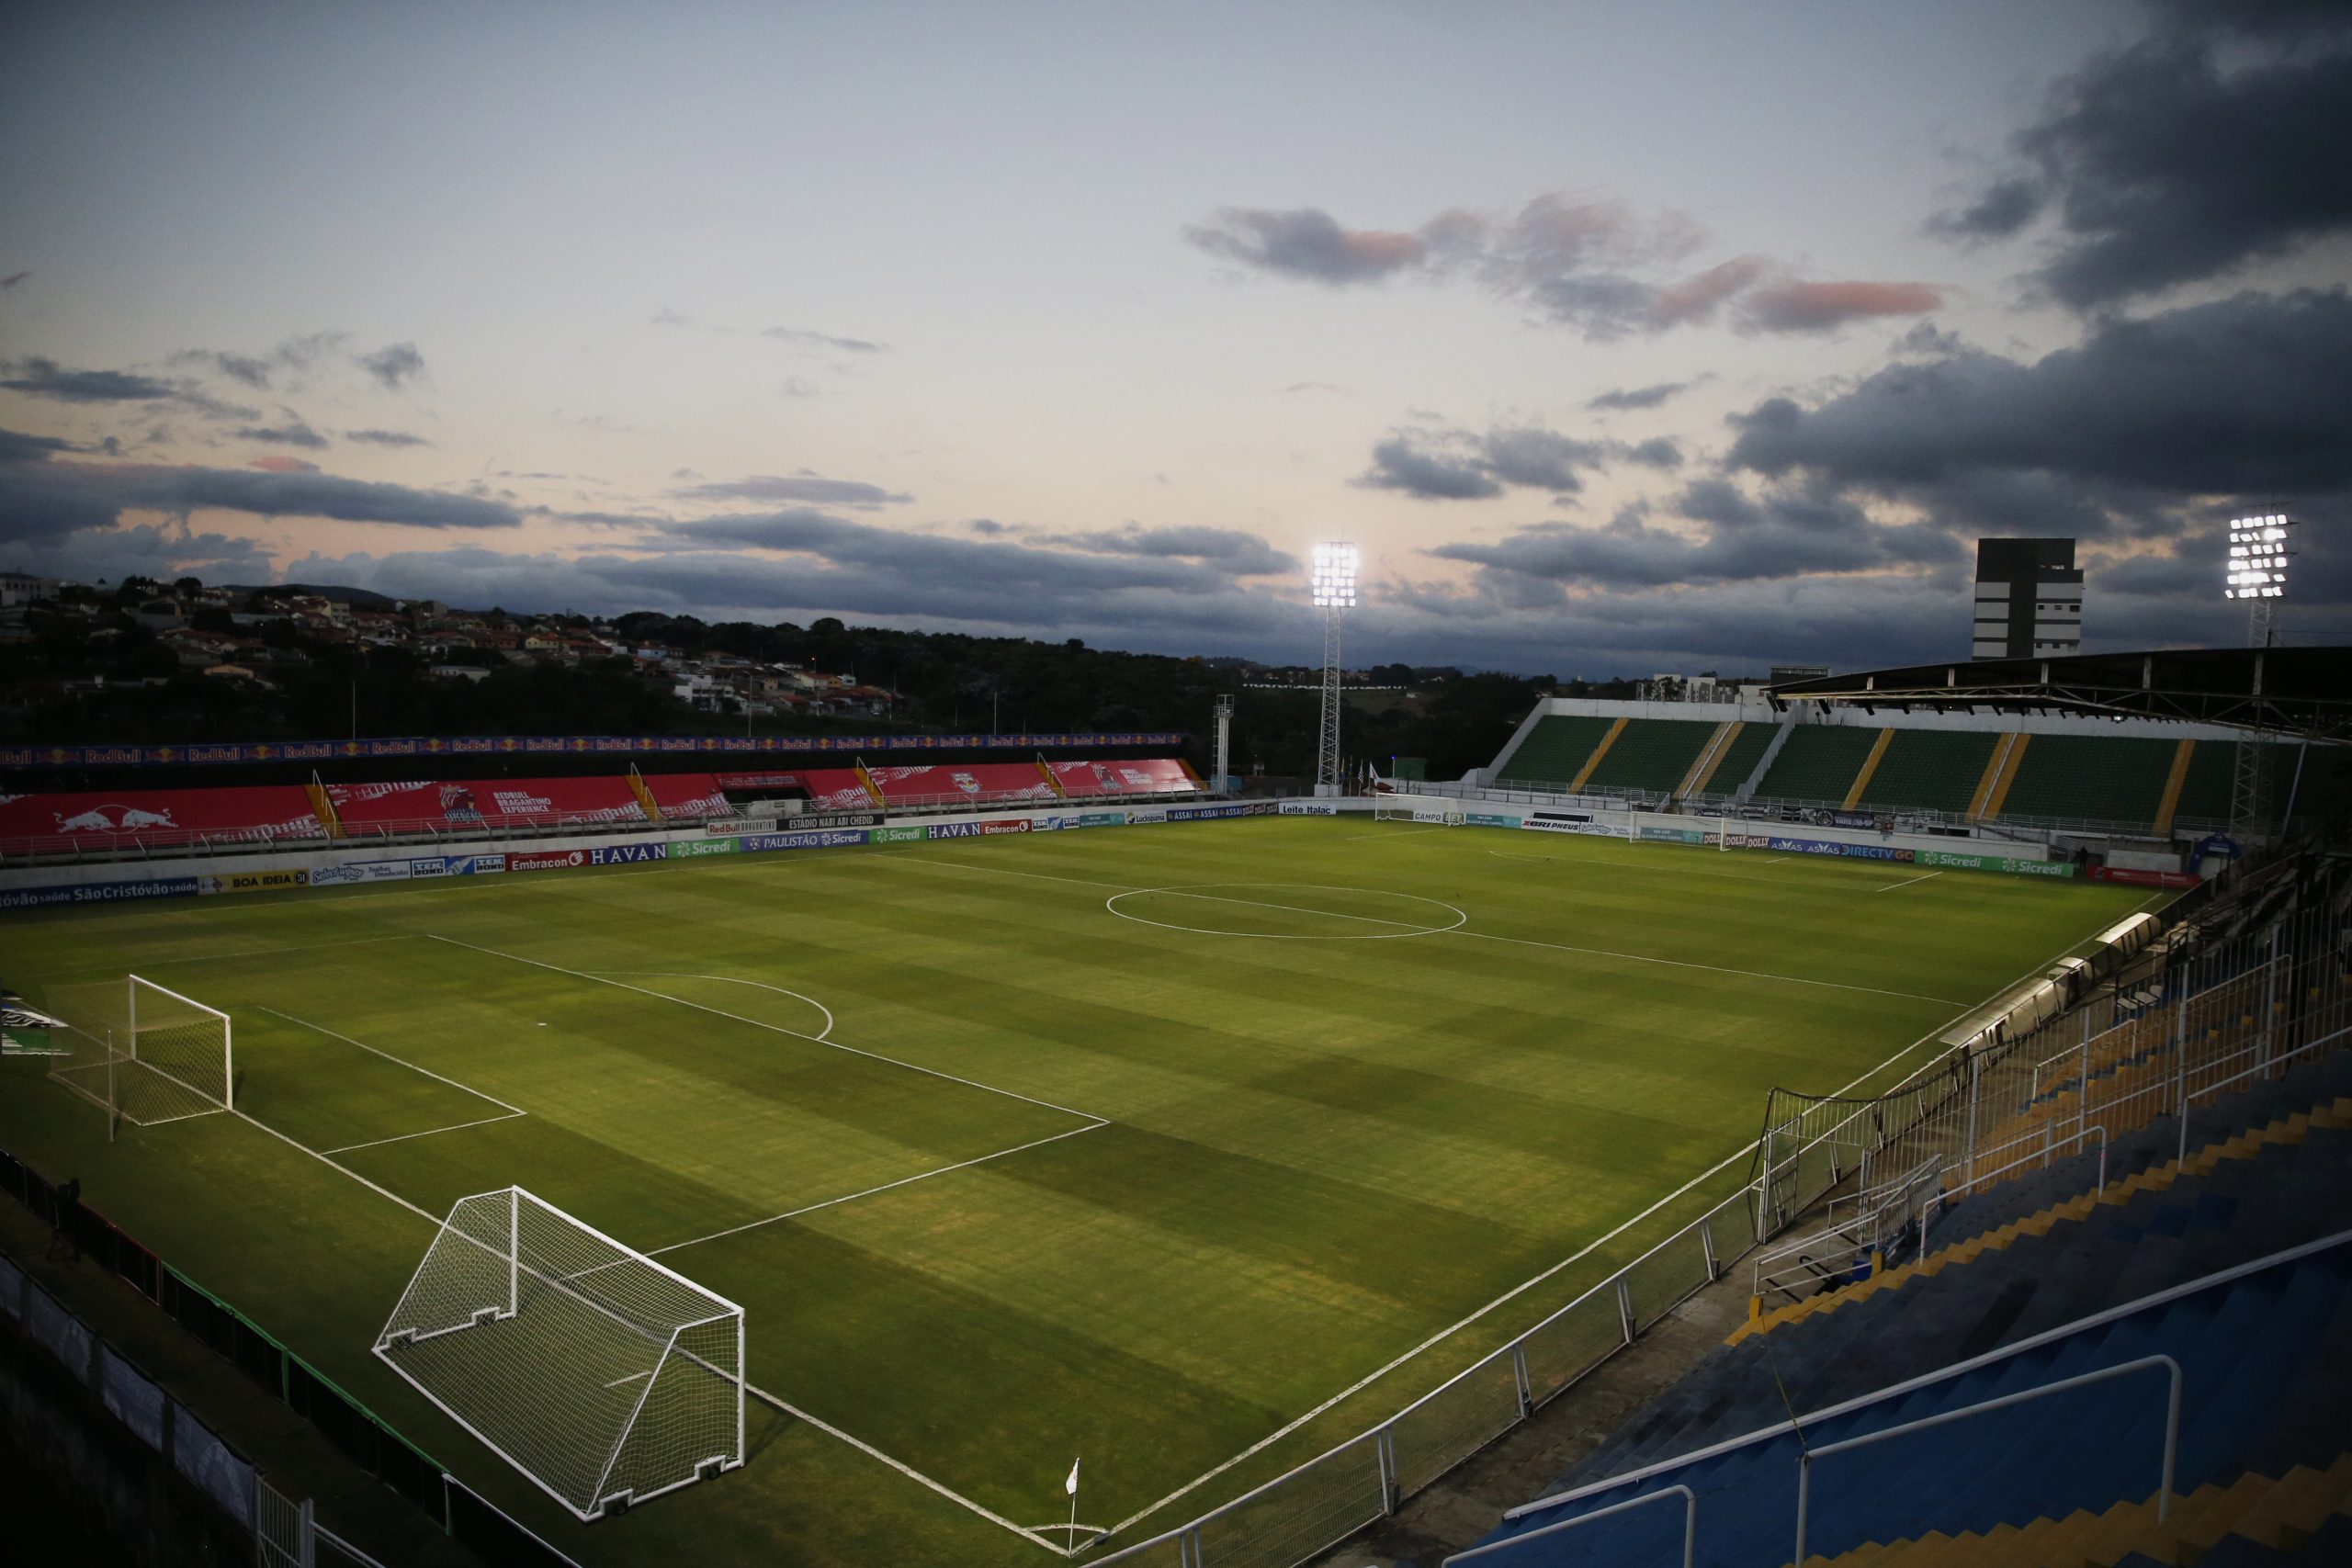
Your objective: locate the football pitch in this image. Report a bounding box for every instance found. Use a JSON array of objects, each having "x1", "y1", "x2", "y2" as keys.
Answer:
[{"x1": 0, "y1": 818, "x2": 2159, "y2": 1565}]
